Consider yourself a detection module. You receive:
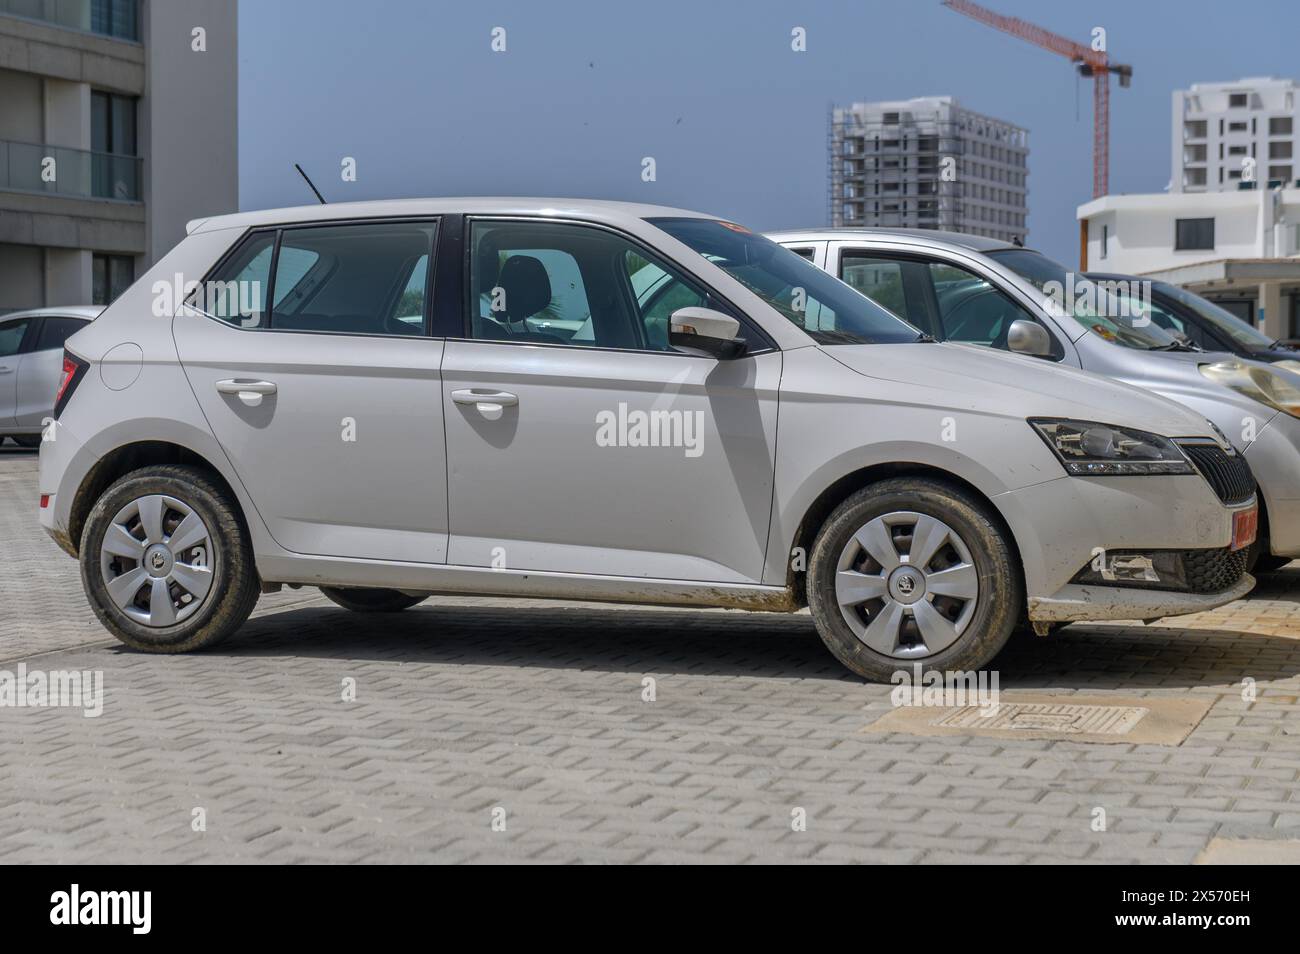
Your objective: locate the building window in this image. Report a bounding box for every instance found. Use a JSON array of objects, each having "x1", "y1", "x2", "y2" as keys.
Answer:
[
  {"x1": 1174, "y1": 218, "x2": 1215, "y2": 251},
  {"x1": 1269, "y1": 141, "x2": 1293, "y2": 159},
  {"x1": 1101, "y1": 225, "x2": 1109, "y2": 259},
  {"x1": 93, "y1": 254, "x2": 134, "y2": 306},
  {"x1": 1270, "y1": 117, "x2": 1293, "y2": 136},
  {"x1": 90, "y1": 90, "x2": 140, "y2": 200},
  {"x1": 1228, "y1": 121, "x2": 1248, "y2": 132},
  {"x1": 1228, "y1": 93, "x2": 1248, "y2": 108},
  {"x1": 1268, "y1": 165, "x2": 1293, "y2": 184},
  {"x1": 90, "y1": 0, "x2": 140, "y2": 41}
]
